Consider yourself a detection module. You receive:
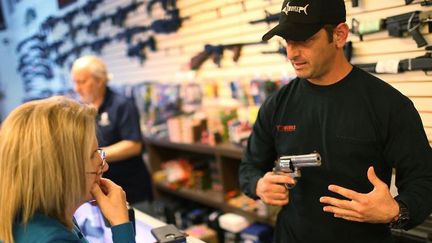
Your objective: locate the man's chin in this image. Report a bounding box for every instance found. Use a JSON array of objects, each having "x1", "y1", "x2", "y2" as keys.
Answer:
[
  {"x1": 294, "y1": 71, "x2": 310, "y2": 79},
  {"x1": 80, "y1": 97, "x2": 94, "y2": 104}
]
